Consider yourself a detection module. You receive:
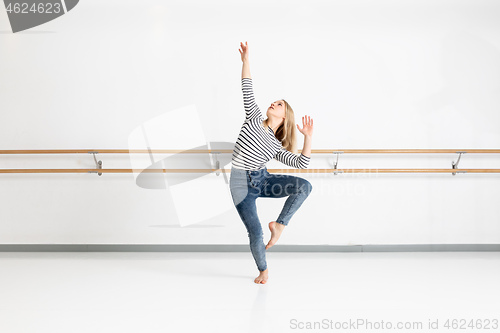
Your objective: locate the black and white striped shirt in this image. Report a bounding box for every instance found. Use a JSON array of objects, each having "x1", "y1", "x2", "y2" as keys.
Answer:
[{"x1": 231, "y1": 78, "x2": 311, "y2": 171}]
